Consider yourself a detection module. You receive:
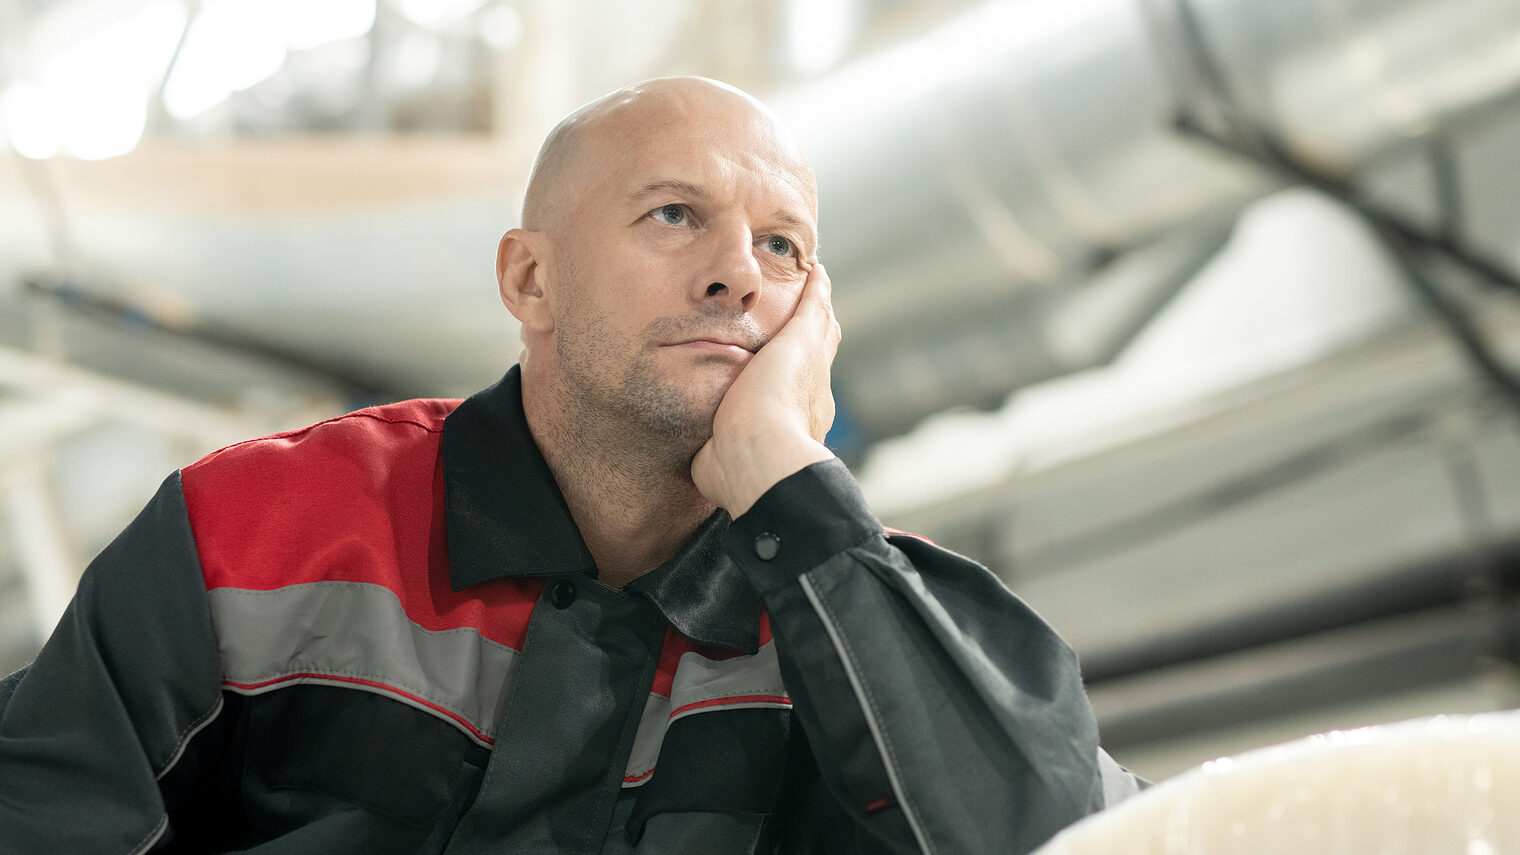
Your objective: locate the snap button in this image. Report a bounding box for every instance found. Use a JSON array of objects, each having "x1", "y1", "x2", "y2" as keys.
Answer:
[
  {"x1": 753, "y1": 532, "x2": 781, "y2": 561},
  {"x1": 550, "y1": 578, "x2": 577, "y2": 609}
]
